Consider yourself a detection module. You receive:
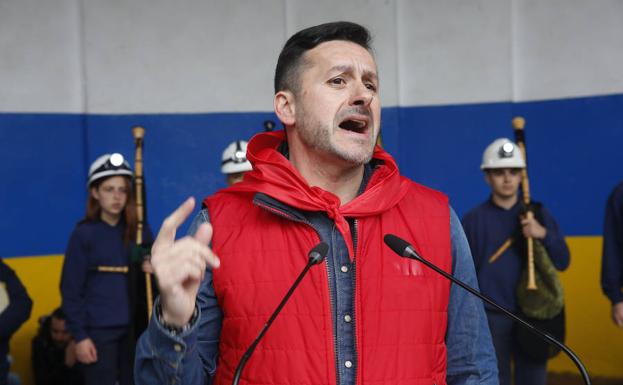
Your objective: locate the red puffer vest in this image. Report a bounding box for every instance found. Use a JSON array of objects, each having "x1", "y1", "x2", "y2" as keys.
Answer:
[{"x1": 205, "y1": 131, "x2": 451, "y2": 385}]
